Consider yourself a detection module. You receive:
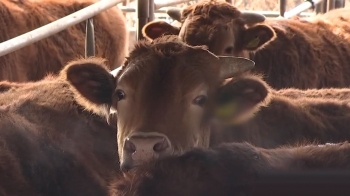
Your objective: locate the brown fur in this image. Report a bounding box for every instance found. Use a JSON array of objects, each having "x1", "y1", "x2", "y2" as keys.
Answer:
[
  {"x1": 0, "y1": 58, "x2": 119, "y2": 195},
  {"x1": 210, "y1": 74, "x2": 350, "y2": 148},
  {"x1": 66, "y1": 36, "x2": 350, "y2": 168},
  {"x1": 0, "y1": 0, "x2": 128, "y2": 82},
  {"x1": 111, "y1": 142, "x2": 350, "y2": 196},
  {"x1": 66, "y1": 36, "x2": 221, "y2": 166},
  {"x1": 272, "y1": 87, "x2": 350, "y2": 100},
  {"x1": 142, "y1": 0, "x2": 350, "y2": 89}
]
